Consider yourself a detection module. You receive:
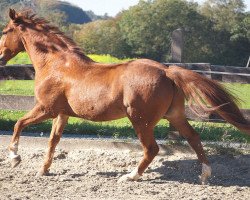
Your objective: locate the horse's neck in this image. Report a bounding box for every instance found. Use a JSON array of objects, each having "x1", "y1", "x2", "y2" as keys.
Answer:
[
  {"x1": 21, "y1": 29, "x2": 91, "y2": 72},
  {"x1": 21, "y1": 31, "x2": 52, "y2": 70}
]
